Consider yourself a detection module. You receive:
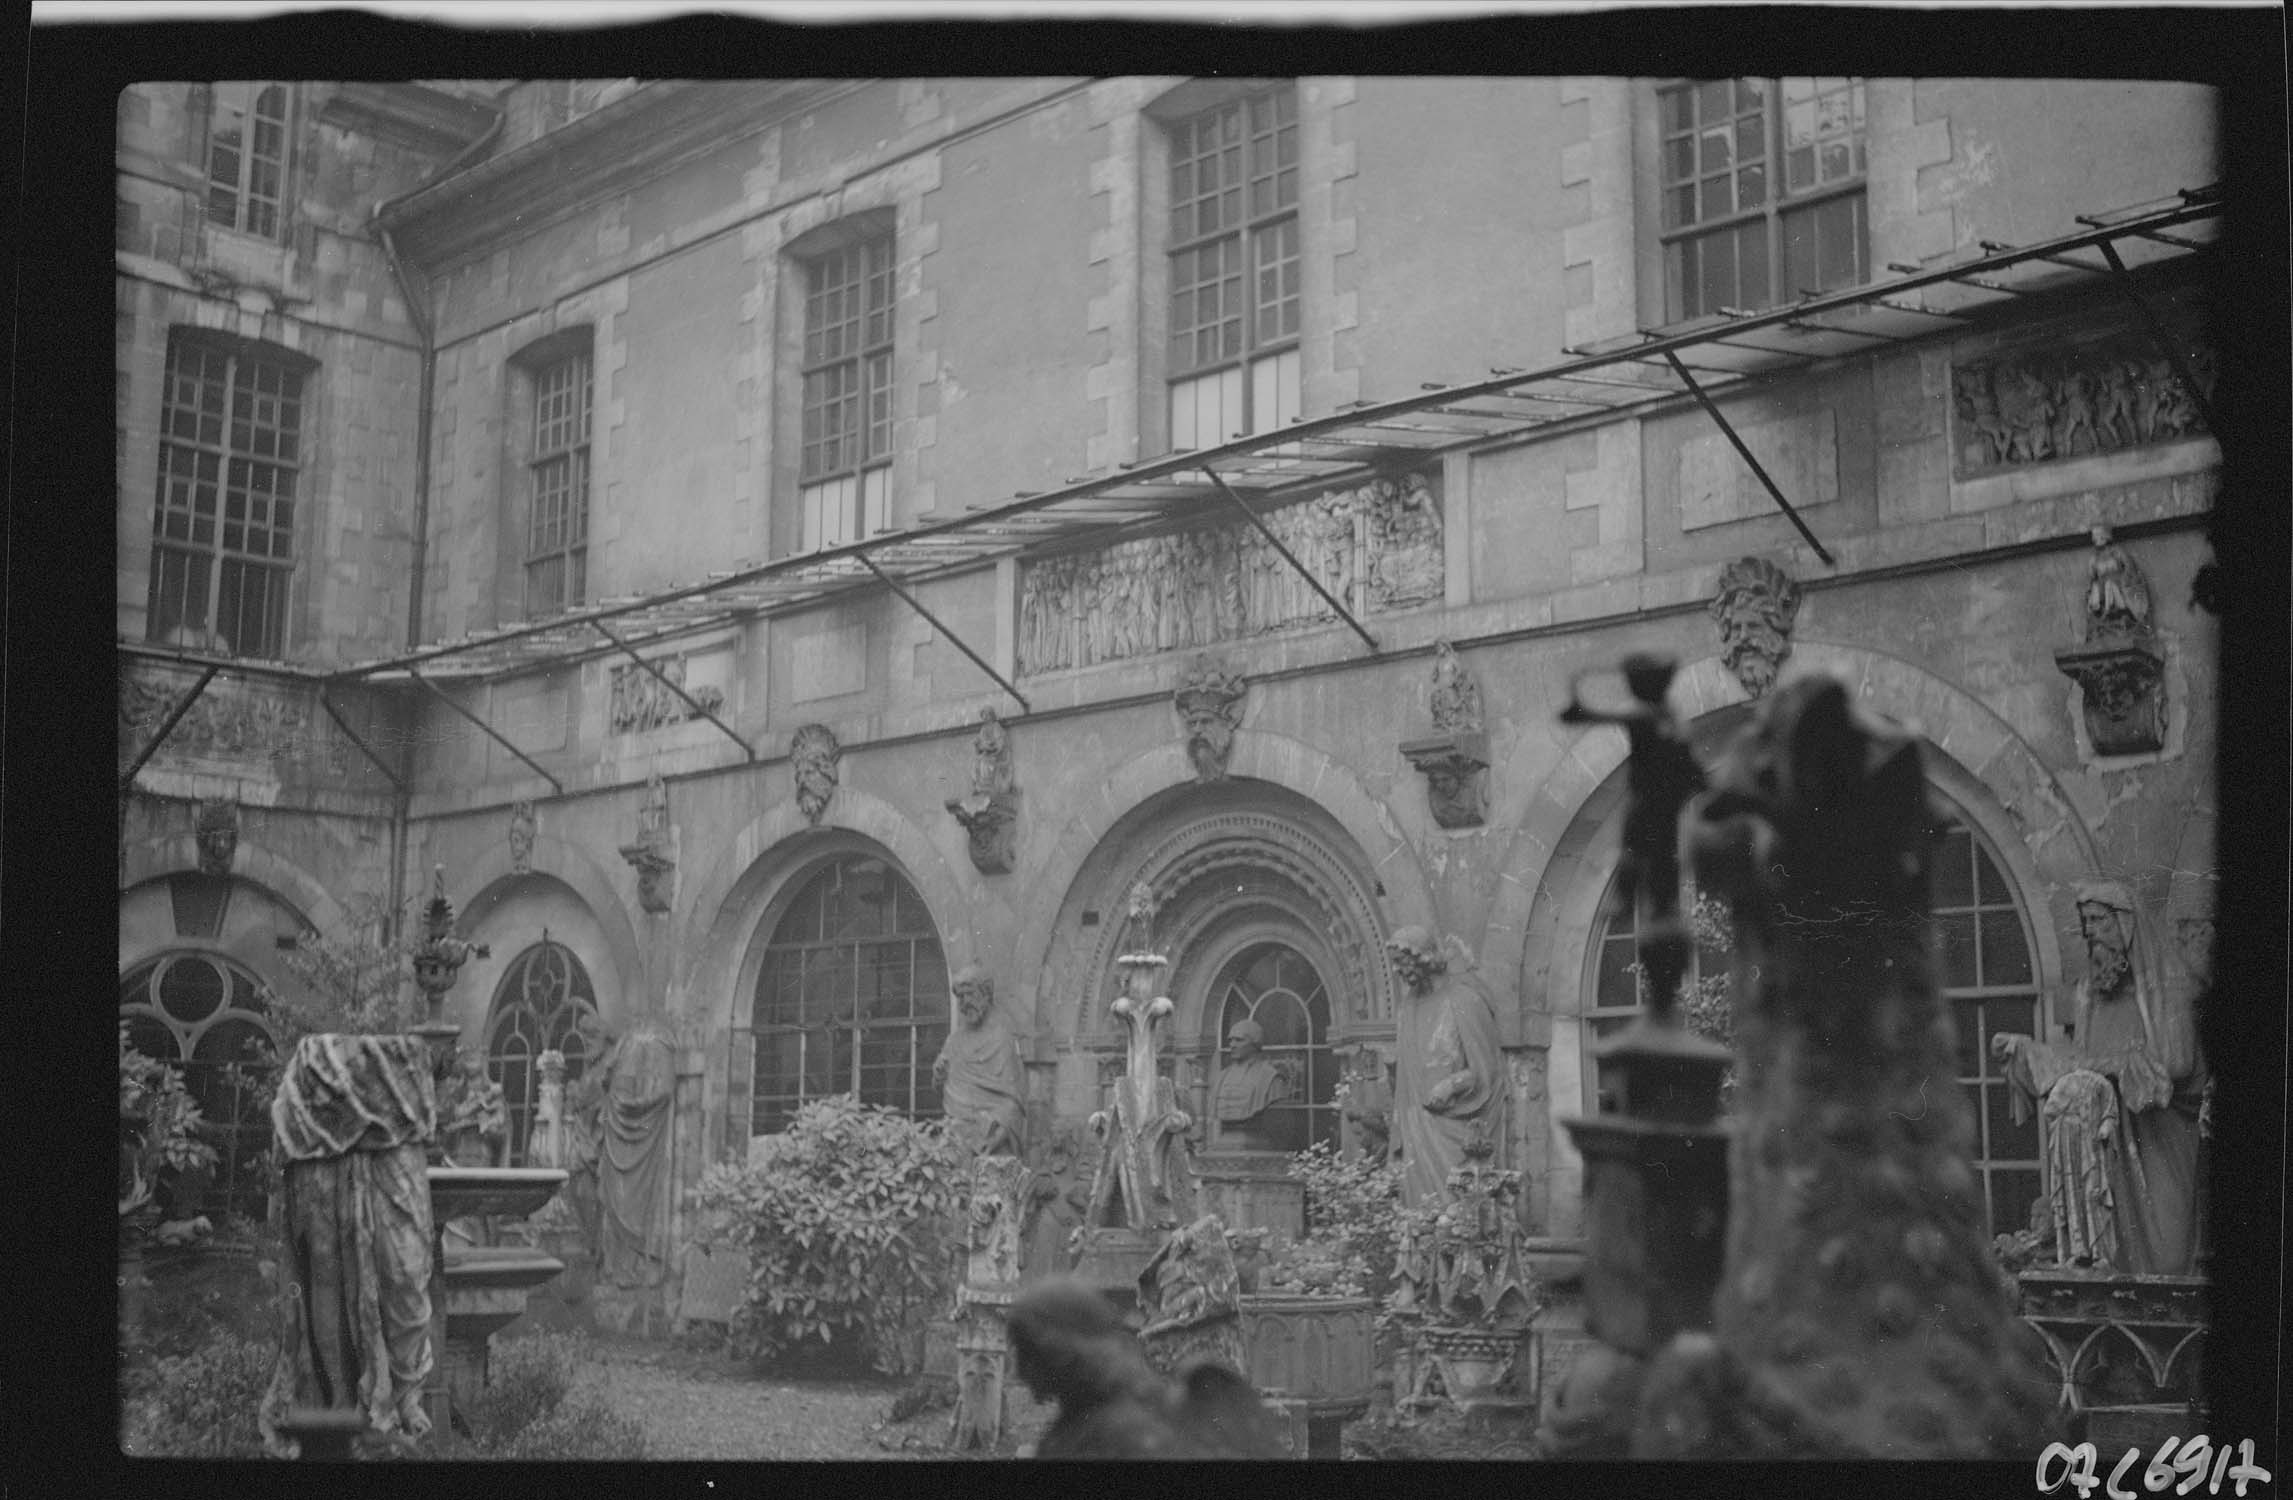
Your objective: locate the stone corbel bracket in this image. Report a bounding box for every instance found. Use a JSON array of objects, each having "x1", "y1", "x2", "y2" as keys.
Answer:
[
  {"x1": 1400, "y1": 729, "x2": 1491, "y2": 829},
  {"x1": 2054, "y1": 638, "x2": 2167, "y2": 757},
  {"x1": 619, "y1": 836, "x2": 676, "y2": 914},
  {"x1": 947, "y1": 789, "x2": 1021, "y2": 875}
]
